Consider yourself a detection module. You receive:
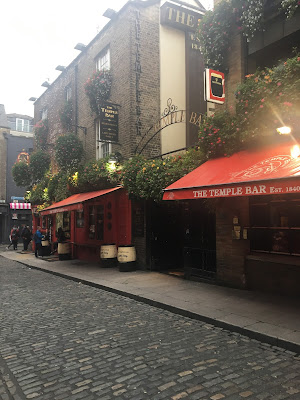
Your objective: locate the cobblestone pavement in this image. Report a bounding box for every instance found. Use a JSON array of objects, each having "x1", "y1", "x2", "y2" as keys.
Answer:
[{"x1": 0, "y1": 258, "x2": 300, "y2": 400}]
